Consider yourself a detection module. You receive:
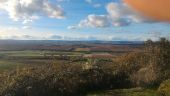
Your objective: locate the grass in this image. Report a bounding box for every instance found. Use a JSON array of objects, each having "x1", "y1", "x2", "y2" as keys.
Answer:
[
  {"x1": 0, "y1": 51, "x2": 43, "y2": 57},
  {"x1": 0, "y1": 60, "x2": 24, "y2": 72},
  {"x1": 87, "y1": 88, "x2": 158, "y2": 96},
  {"x1": 0, "y1": 51, "x2": 85, "y2": 57},
  {"x1": 0, "y1": 51, "x2": 44, "y2": 72},
  {"x1": 0, "y1": 51, "x2": 85, "y2": 72}
]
